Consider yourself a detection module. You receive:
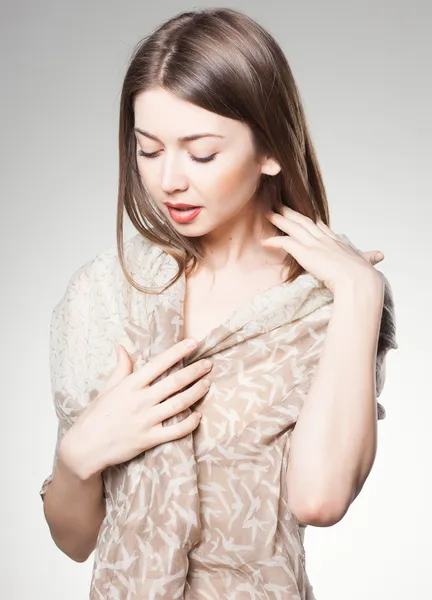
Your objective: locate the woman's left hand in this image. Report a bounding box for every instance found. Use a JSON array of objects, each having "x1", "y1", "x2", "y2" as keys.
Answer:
[{"x1": 262, "y1": 206, "x2": 384, "y2": 294}]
